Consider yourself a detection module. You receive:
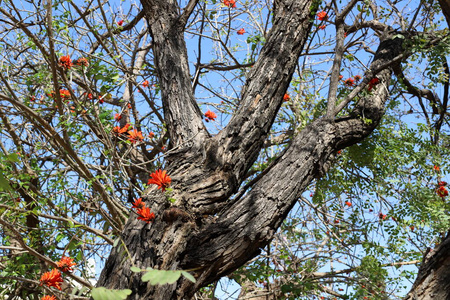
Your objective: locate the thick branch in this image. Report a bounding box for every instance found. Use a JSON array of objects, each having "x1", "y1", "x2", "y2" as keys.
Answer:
[{"x1": 140, "y1": 0, "x2": 206, "y2": 147}]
